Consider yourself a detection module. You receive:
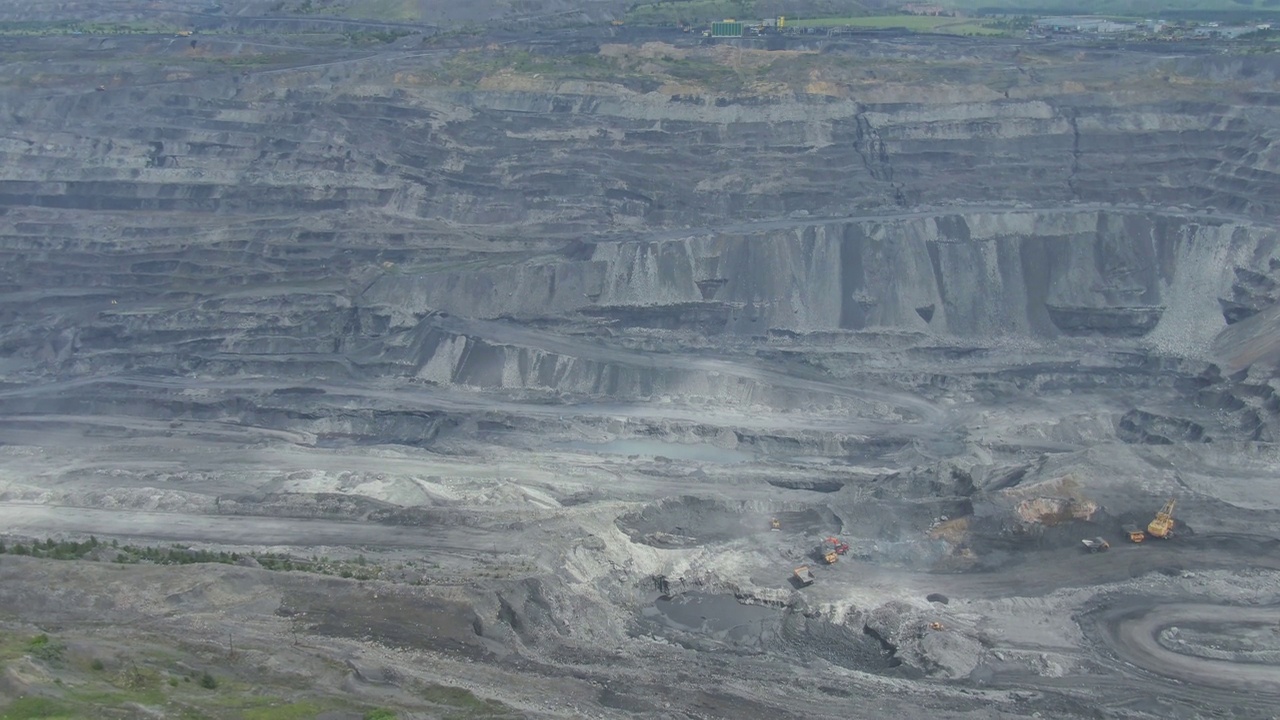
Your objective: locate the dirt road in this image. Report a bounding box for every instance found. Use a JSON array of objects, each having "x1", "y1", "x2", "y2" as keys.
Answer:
[{"x1": 1098, "y1": 602, "x2": 1280, "y2": 693}]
